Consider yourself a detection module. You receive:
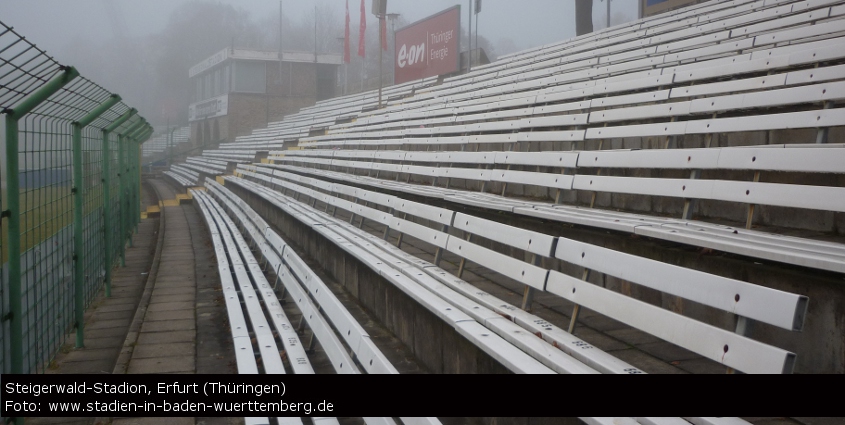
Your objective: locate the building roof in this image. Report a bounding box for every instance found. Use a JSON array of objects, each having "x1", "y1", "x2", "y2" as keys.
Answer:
[{"x1": 189, "y1": 48, "x2": 342, "y2": 77}]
